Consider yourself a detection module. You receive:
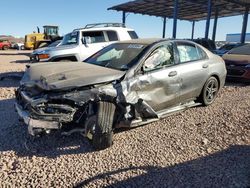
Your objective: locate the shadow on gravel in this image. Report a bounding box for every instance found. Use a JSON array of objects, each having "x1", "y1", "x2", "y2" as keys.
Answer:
[
  {"x1": 74, "y1": 145, "x2": 250, "y2": 188},
  {"x1": 0, "y1": 98, "x2": 94, "y2": 158},
  {"x1": 10, "y1": 60, "x2": 31, "y2": 64},
  {"x1": 0, "y1": 52, "x2": 31, "y2": 57},
  {"x1": 225, "y1": 80, "x2": 250, "y2": 87}
]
